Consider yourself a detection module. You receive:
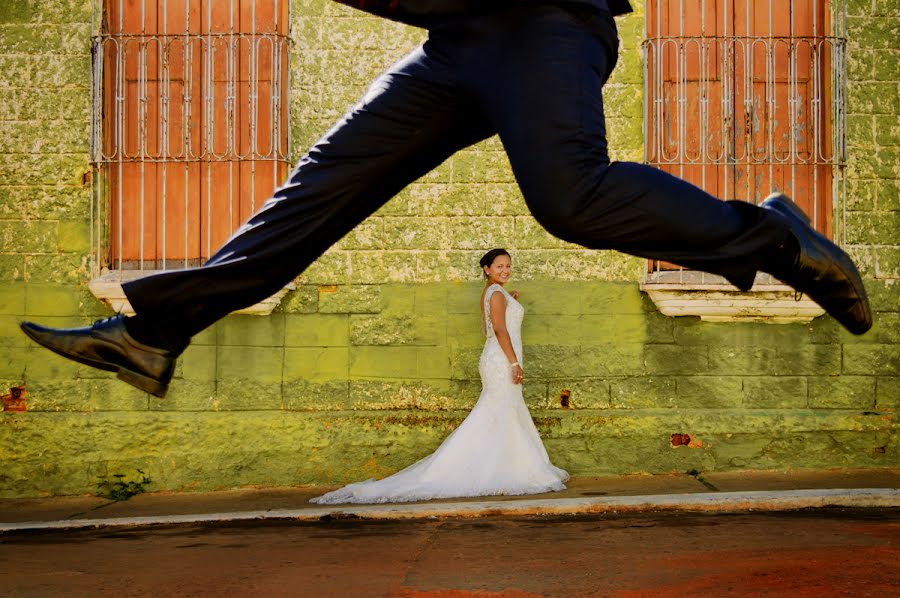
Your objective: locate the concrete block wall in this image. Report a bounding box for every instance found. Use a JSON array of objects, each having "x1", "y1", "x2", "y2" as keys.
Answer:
[{"x1": 0, "y1": 0, "x2": 896, "y2": 498}]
